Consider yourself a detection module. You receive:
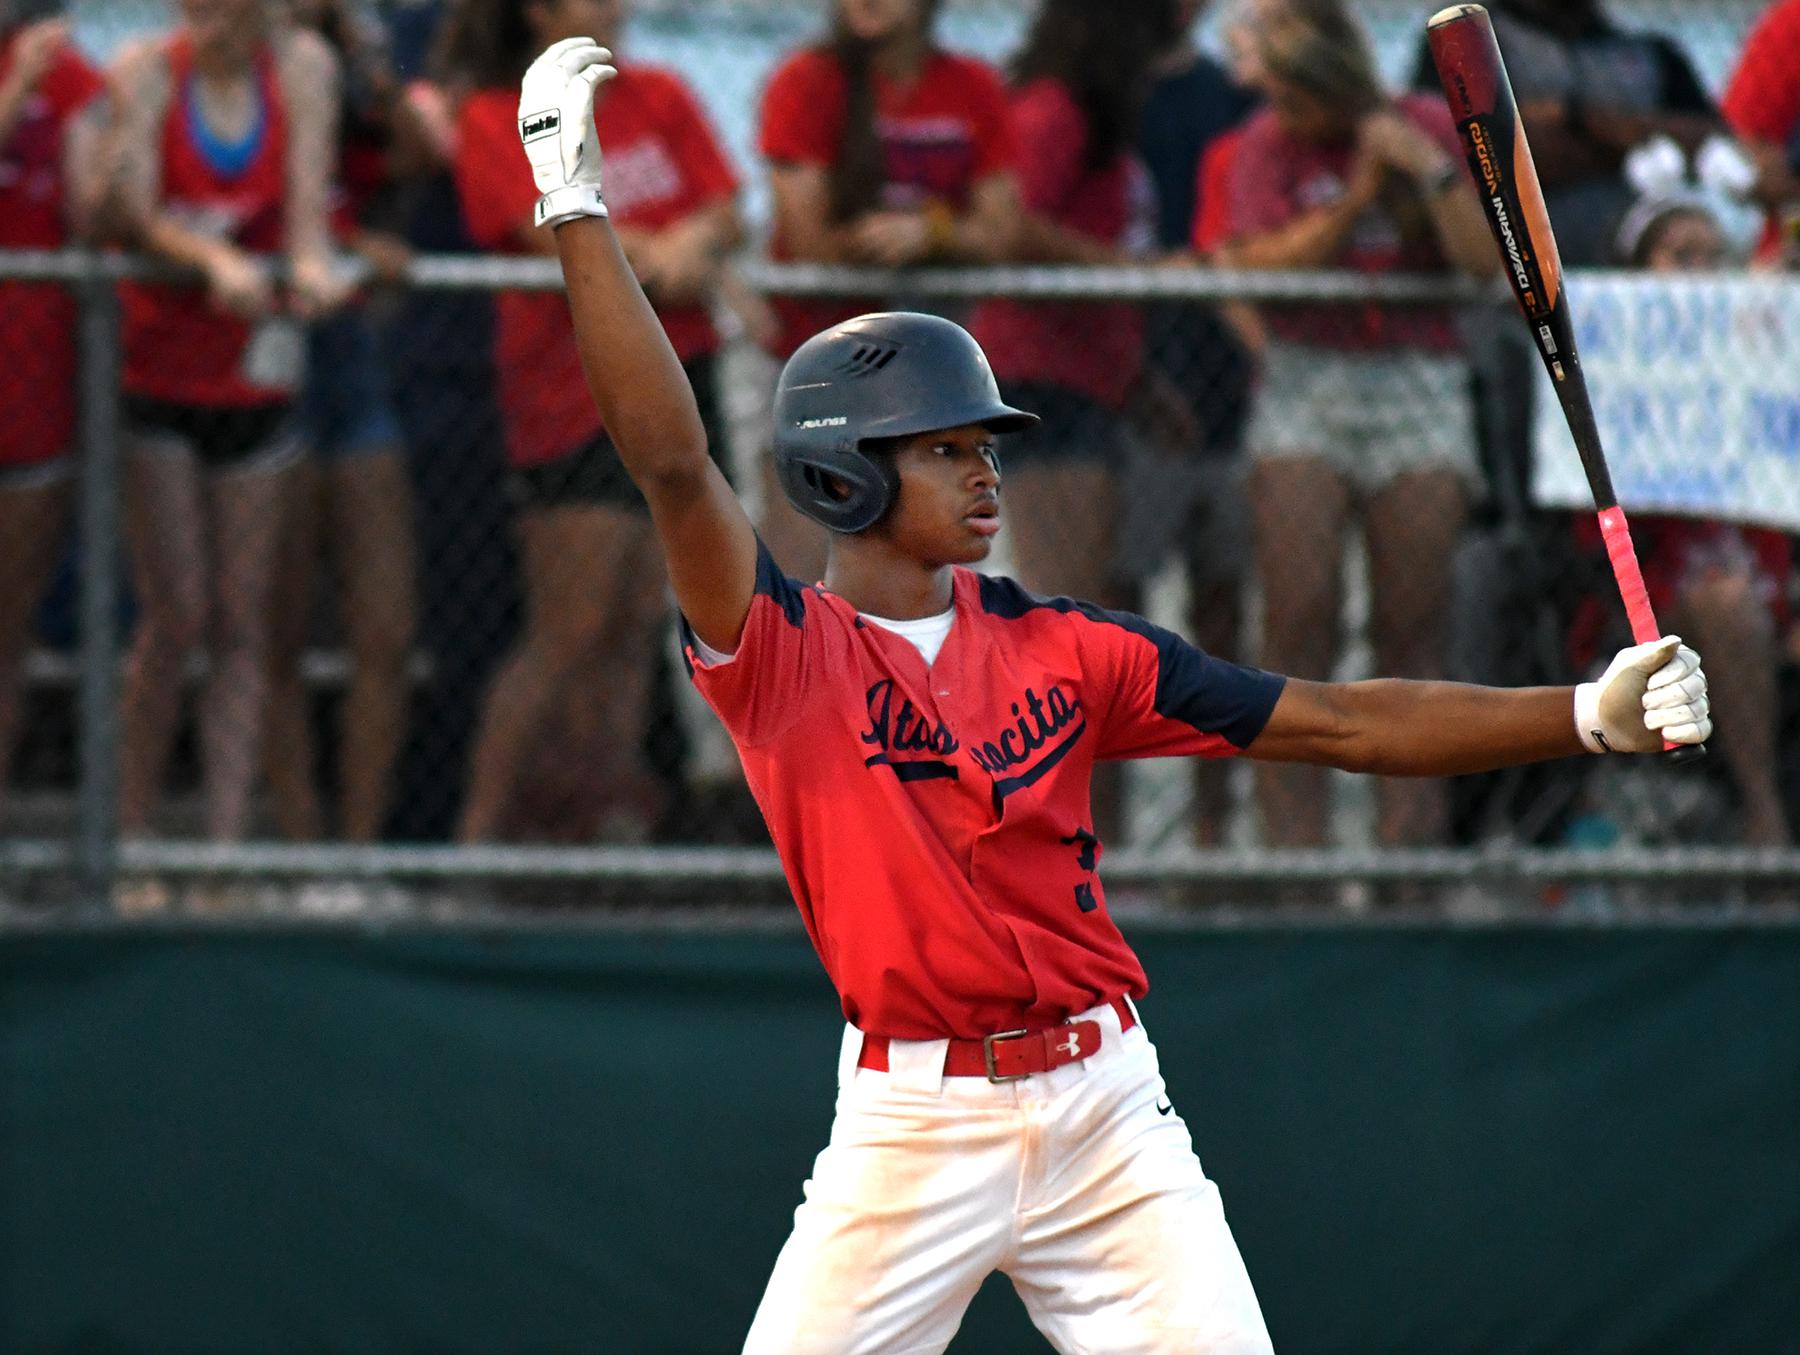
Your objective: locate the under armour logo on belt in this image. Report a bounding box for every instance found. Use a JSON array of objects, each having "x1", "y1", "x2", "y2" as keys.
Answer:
[{"x1": 1057, "y1": 1033, "x2": 1082, "y2": 1058}]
